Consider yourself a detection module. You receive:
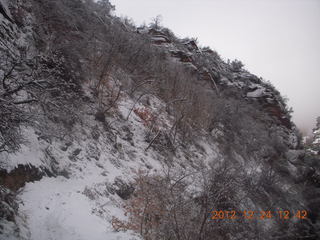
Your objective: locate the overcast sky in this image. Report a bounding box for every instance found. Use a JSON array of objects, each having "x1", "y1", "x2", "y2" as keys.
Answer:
[{"x1": 111, "y1": 0, "x2": 320, "y2": 134}]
